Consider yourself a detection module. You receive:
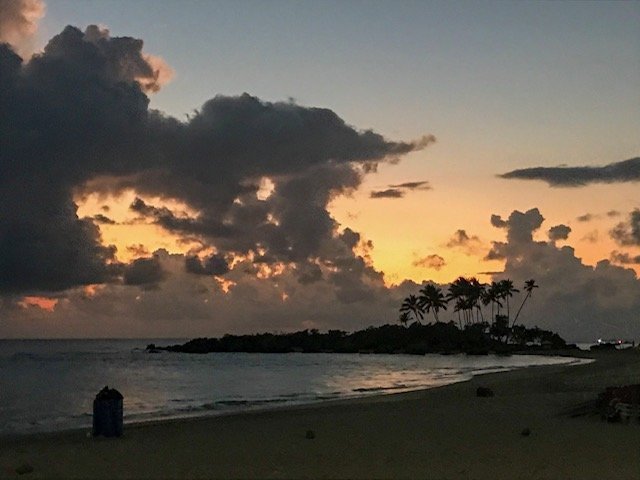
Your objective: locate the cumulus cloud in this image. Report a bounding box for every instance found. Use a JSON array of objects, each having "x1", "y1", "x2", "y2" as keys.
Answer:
[
  {"x1": 3, "y1": 205, "x2": 640, "y2": 342},
  {"x1": 0, "y1": 23, "x2": 432, "y2": 302},
  {"x1": 487, "y1": 208, "x2": 640, "y2": 340},
  {"x1": 445, "y1": 229, "x2": 483, "y2": 255},
  {"x1": 413, "y1": 254, "x2": 446, "y2": 271},
  {"x1": 0, "y1": 0, "x2": 45, "y2": 57},
  {"x1": 499, "y1": 157, "x2": 640, "y2": 187},
  {"x1": 489, "y1": 208, "x2": 544, "y2": 244},
  {"x1": 81, "y1": 24, "x2": 173, "y2": 93},
  {"x1": 0, "y1": 249, "x2": 420, "y2": 338},
  {"x1": 490, "y1": 214, "x2": 508, "y2": 228},
  {"x1": 610, "y1": 209, "x2": 640, "y2": 246},
  {"x1": 548, "y1": 224, "x2": 571, "y2": 241},
  {"x1": 576, "y1": 213, "x2": 594, "y2": 223},
  {"x1": 485, "y1": 208, "x2": 544, "y2": 260},
  {"x1": 123, "y1": 255, "x2": 166, "y2": 288},
  {"x1": 185, "y1": 254, "x2": 230, "y2": 276}
]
